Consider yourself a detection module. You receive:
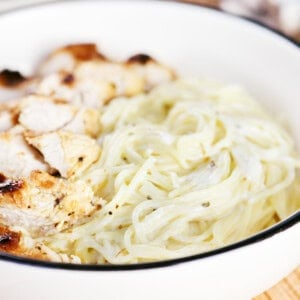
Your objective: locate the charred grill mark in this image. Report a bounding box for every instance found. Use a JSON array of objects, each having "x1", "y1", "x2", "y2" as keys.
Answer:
[
  {"x1": 65, "y1": 44, "x2": 105, "y2": 61},
  {"x1": 51, "y1": 170, "x2": 61, "y2": 177},
  {"x1": 127, "y1": 54, "x2": 153, "y2": 65},
  {"x1": 54, "y1": 197, "x2": 62, "y2": 207},
  {"x1": 0, "y1": 179, "x2": 23, "y2": 194},
  {"x1": 0, "y1": 174, "x2": 6, "y2": 183},
  {"x1": 10, "y1": 109, "x2": 20, "y2": 126},
  {"x1": 53, "y1": 98, "x2": 69, "y2": 105},
  {"x1": 62, "y1": 73, "x2": 75, "y2": 85},
  {"x1": 0, "y1": 226, "x2": 20, "y2": 251},
  {"x1": 0, "y1": 69, "x2": 27, "y2": 87},
  {"x1": 40, "y1": 180, "x2": 55, "y2": 189}
]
